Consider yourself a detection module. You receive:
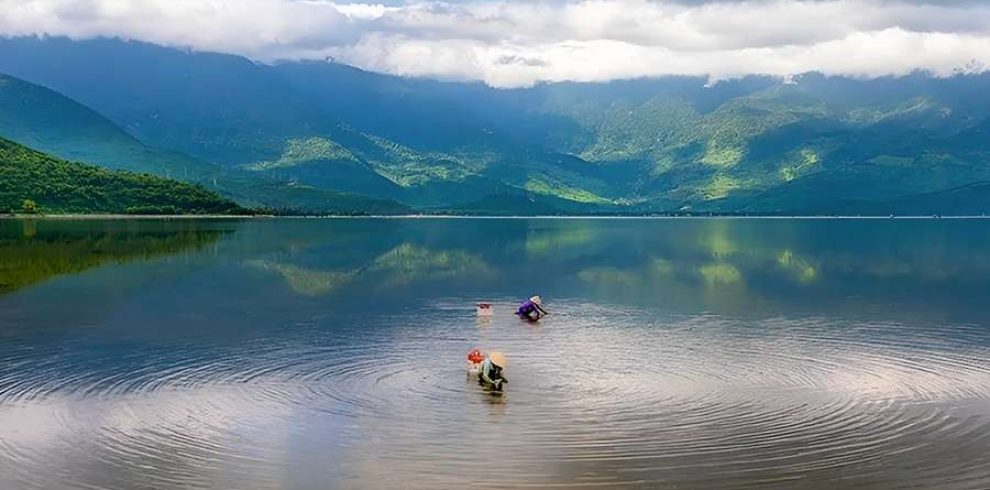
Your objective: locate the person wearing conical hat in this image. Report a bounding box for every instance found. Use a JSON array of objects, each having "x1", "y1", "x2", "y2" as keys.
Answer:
[
  {"x1": 516, "y1": 295, "x2": 549, "y2": 322},
  {"x1": 479, "y1": 351, "x2": 508, "y2": 391}
]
